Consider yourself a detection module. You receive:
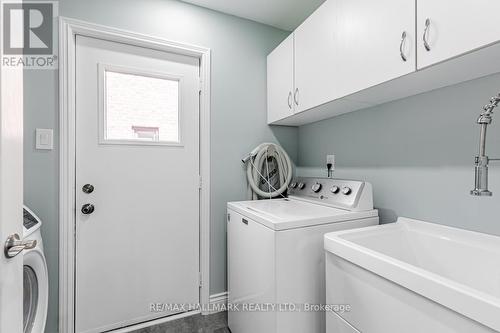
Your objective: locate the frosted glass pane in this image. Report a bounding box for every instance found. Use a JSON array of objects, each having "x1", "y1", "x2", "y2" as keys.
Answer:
[{"x1": 105, "y1": 70, "x2": 179, "y2": 143}]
